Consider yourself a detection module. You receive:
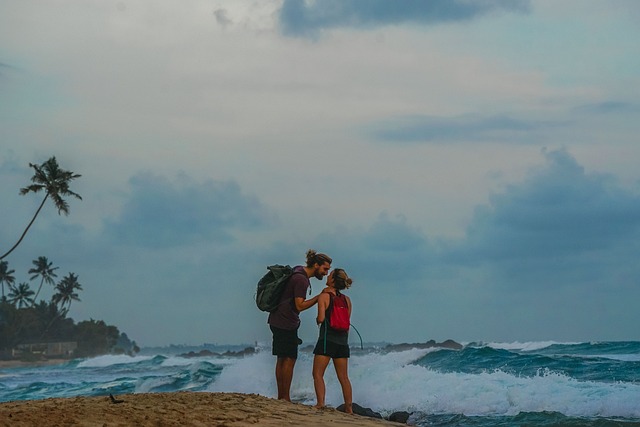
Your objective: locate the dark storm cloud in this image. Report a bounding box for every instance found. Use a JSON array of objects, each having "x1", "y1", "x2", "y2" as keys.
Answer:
[
  {"x1": 104, "y1": 172, "x2": 275, "y2": 248},
  {"x1": 370, "y1": 114, "x2": 565, "y2": 144},
  {"x1": 213, "y1": 9, "x2": 232, "y2": 27},
  {"x1": 446, "y1": 149, "x2": 640, "y2": 286},
  {"x1": 312, "y1": 144, "x2": 640, "y2": 291},
  {"x1": 279, "y1": 0, "x2": 531, "y2": 37}
]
